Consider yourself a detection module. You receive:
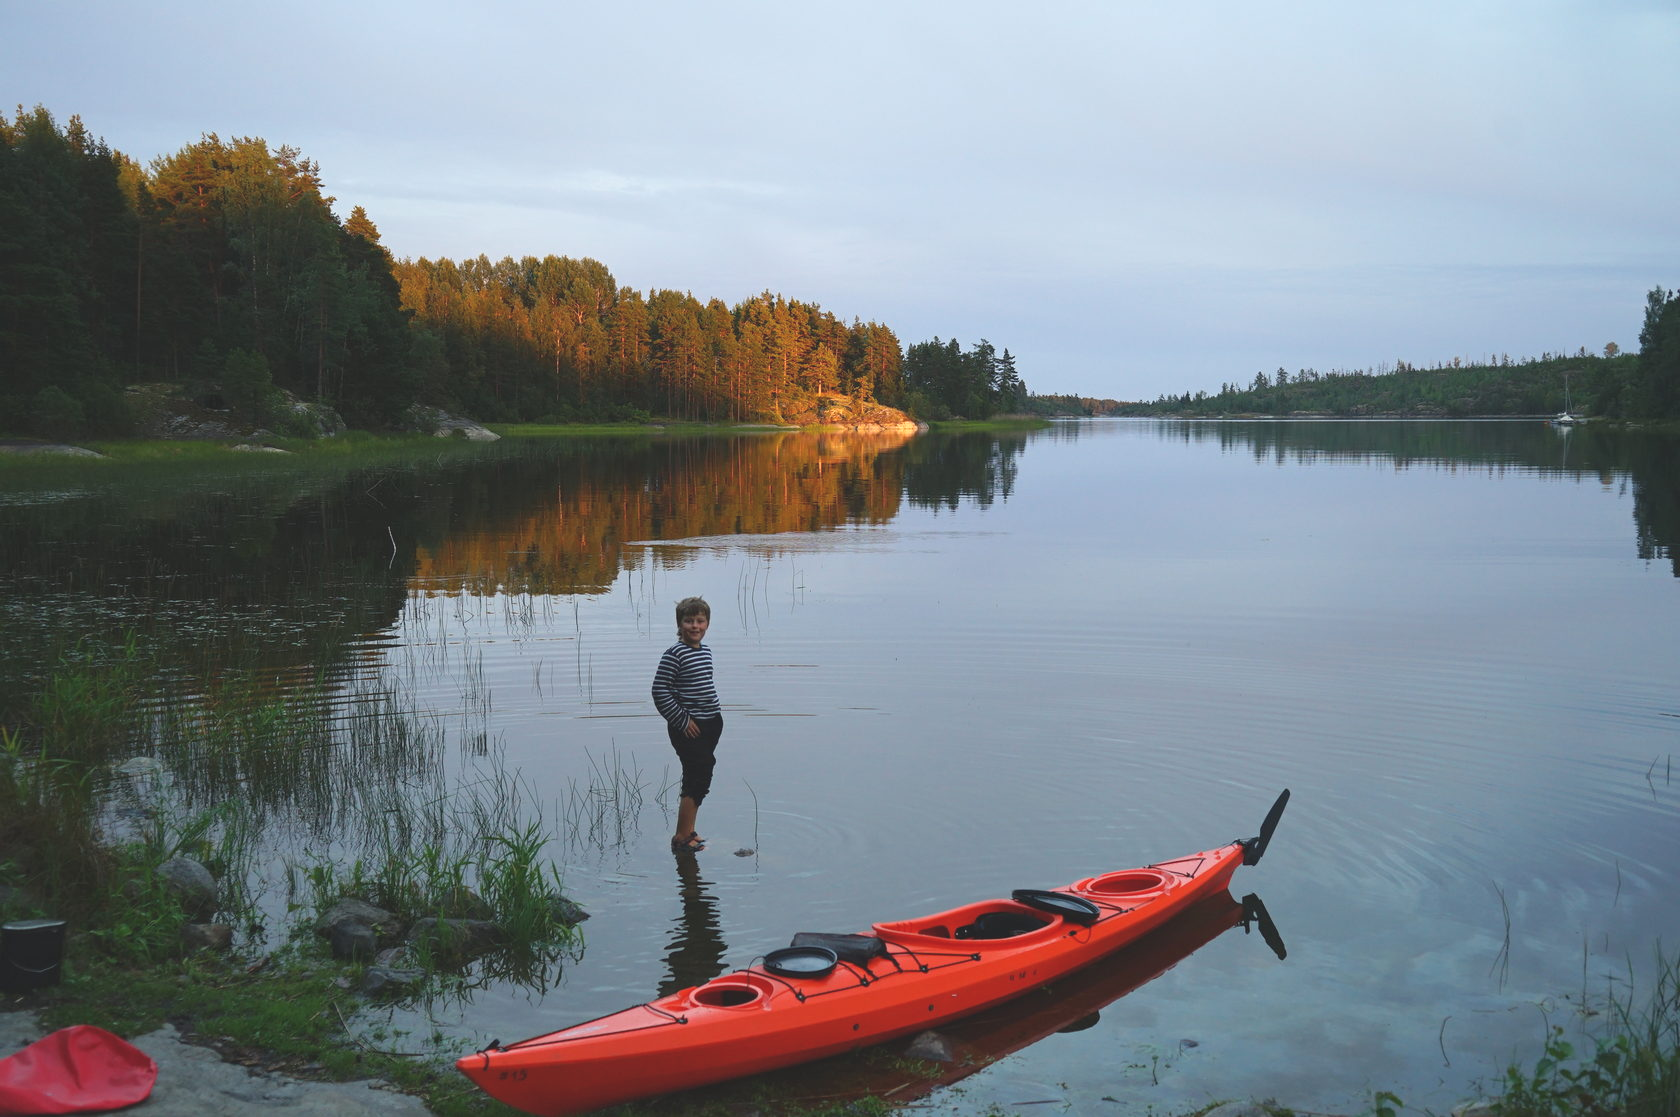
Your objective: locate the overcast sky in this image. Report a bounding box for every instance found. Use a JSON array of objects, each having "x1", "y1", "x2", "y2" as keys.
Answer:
[{"x1": 6, "y1": 1, "x2": 1676, "y2": 401}]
